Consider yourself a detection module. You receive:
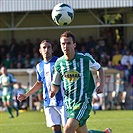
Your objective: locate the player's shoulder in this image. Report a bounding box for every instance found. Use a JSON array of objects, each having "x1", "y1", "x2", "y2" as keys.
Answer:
[
  {"x1": 37, "y1": 56, "x2": 58, "y2": 66},
  {"x1": 84, "y1": 52, "x2": 93, "y2": 58},
  {"x1": 36, "y1": 60, "x2": 43, "y2": 67},
  {"x1": 51, "y1": 56, "x2": 58, "y2": 62},
  {"x1": 7, "y1": 73, "x2": 14, "y2": 78},
  {"x1": 77, "y1": 52, "x2": 93, "y2": 59},
  {"x1": 55, "y1": 55, "x2": 64, "y2": 63}
]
